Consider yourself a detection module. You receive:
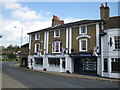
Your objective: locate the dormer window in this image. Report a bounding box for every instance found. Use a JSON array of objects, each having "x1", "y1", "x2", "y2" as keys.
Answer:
[
  {"x1": 54, "y1": 30, "x2": 60, "y2": 38},
  {"x1": 35, "y1": 33, "x2": 40, "y2": 40},
  {"x1": 79, "y1": 25, "x2": 87, "y2": 34}
]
